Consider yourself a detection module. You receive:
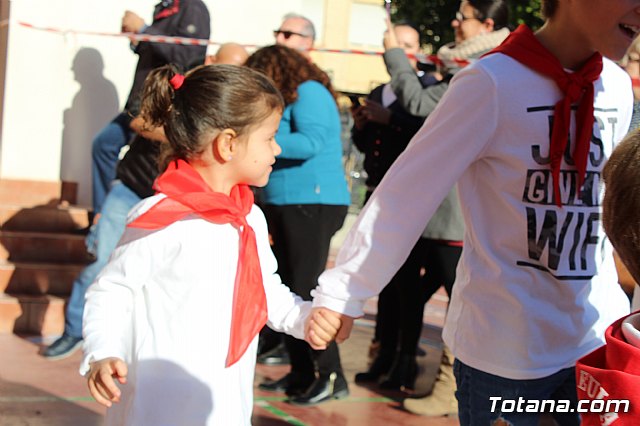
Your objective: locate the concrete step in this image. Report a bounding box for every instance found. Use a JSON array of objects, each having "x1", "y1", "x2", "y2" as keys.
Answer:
[
  {"x1": 0, "y1": 294, "x2": 65, "y2": 336},
  {"x1": 0, "y1": 261, "x2": 84, "y2": 296},
  {"x1": 0, "y1": 231, "x2": 92, "y2": 264},
  {"x1": 0, "y1": 204, "x2": 90, "y2": 233},
  {"x1": 0, "y1": 179, "x2": 77, "y2": 207}
]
